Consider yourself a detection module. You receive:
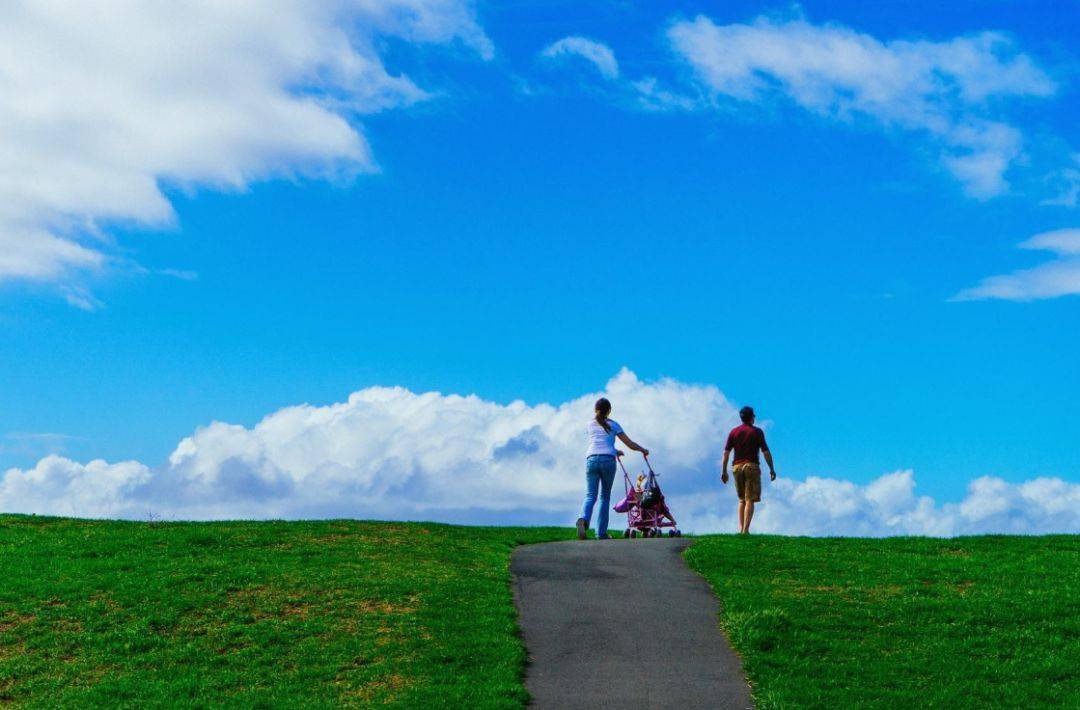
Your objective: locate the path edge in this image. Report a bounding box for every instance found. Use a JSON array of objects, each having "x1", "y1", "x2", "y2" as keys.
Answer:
[{"x1": 680, "y1": 538, "x2": 759, "y2": 708}]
